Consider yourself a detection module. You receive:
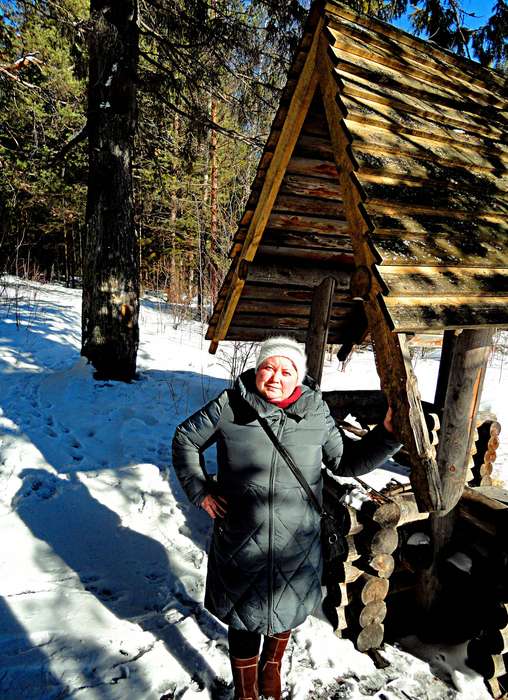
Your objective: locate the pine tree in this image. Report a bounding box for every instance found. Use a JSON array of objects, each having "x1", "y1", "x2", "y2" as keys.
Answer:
[{"x1": 81, "y1": 0, "x2": 140, "y2": 380}]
